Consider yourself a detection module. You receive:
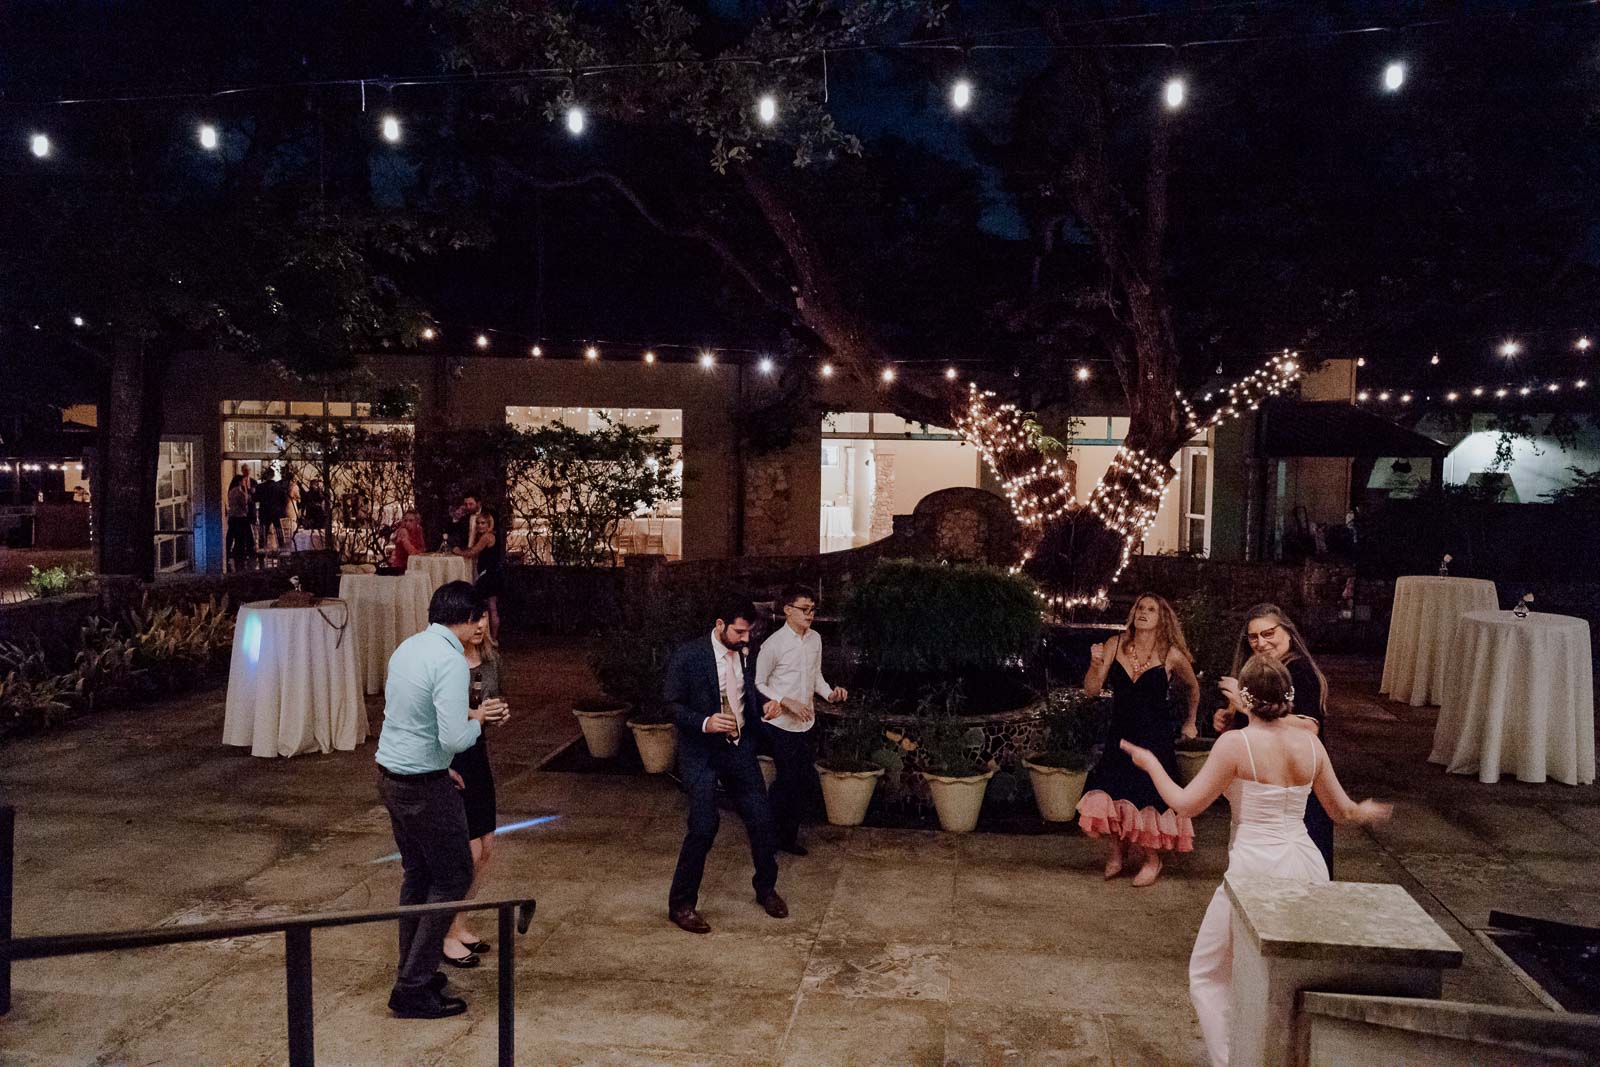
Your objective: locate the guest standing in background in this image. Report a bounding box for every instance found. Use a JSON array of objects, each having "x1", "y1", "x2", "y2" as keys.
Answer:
[
  {"x1": 374, "y1": 581, "x2": 502, "y2": 1019},
  {"x1": 1076, "y1": 593, "x2": 1200, "y2": 887},
  {"x1": 385, "y1": 509, "x2": 426, "y2": 575},
  {"x1": 755, "y1": 584, "x2": 848, "y2": 857},
  {"x1": 454, "y1": 510, "x2": 503, "y2": 642},
  {"x1": 666, "y1": 598, "x2": 786, "y2": 934},
  {"x1": 1212, "y1": 603, "x2": 1336, "y2": 875},
  {"x1": 224, "y1": 474, "x2": 254, "y2": 572},
  {"x1": 256, "y1": 467, "x2": 287, "y2": 555},
  {"x1": 442, "y1": 615, "x2": 509, "y2": 968}
]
